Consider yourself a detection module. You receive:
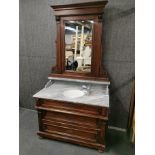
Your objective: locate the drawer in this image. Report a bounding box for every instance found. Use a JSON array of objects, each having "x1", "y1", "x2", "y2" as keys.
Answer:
[
  {"x1": 42, "y1": 118, "x2": 100, "y2": 134},
  {"x1": 44, "y1": 111, "x2": 98, "y2": 129},
  {"x1": 36, "y1": 99, "x2": 108, "y2": 118},
  {"x1": 42, "y1": 122, "x2": 98, "y2": 142},
  {"x1": 37, "y1": 131, "x2": 106, "y2": 151},
  {"x1": 37, "y1": 109, "x2": 107, "y2": 147}
]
